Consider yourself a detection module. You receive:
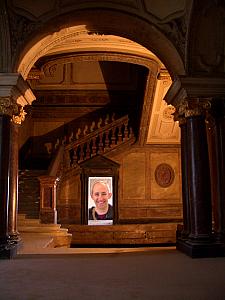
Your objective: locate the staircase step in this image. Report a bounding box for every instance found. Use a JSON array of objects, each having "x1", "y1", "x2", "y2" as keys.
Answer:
[
  {"x1": 17, "y1": 214, "x2": 72, "y2": 251},
  {"x1": 18, "y1": 224, "x2": 64, "y2": 232}
]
